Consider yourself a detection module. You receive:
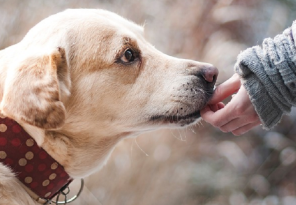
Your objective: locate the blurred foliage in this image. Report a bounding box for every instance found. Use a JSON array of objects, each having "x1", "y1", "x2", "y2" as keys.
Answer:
[{"x1": 1, "y1": 0, "x2": 296, "y2": 205}]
